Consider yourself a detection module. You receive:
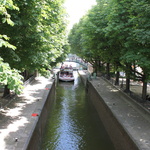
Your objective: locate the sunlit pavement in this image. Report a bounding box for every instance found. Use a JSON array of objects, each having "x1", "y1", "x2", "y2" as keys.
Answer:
[
  {"x1": 78, "y1": 70, "x2": 150, "y2": 150},
  {"x1": 0, "y1": 76, "x2": 54, "y2": 150}
]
